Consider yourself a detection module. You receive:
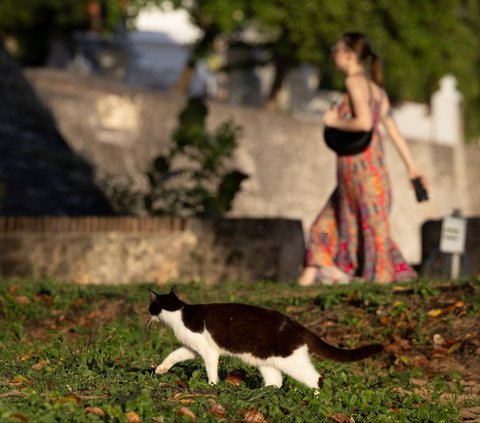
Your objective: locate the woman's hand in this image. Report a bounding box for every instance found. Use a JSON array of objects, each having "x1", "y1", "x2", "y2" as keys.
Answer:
[
  {"x1": 408, "y1": 168, "x2": 428, "y2": 189},
  {"x1": 322, "y1": 108, "x2": 338, "y2": 127}
]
